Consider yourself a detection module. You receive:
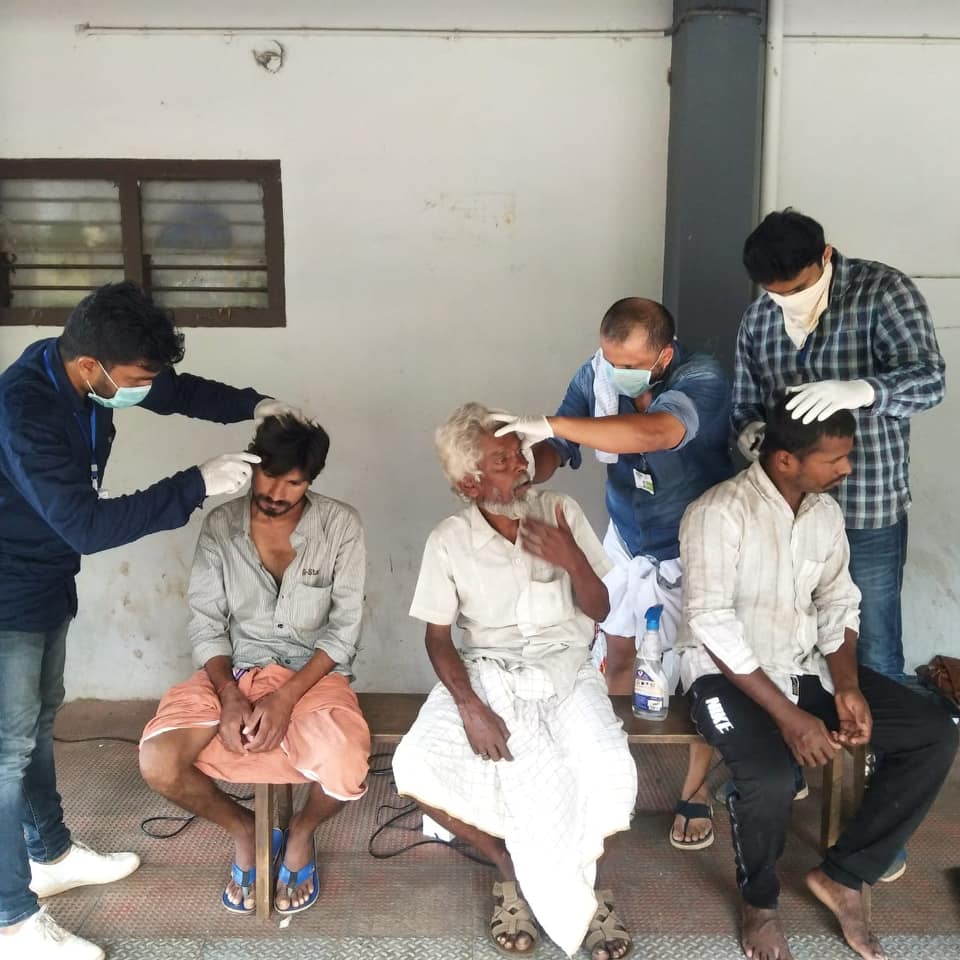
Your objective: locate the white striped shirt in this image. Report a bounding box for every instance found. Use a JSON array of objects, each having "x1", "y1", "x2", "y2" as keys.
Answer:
[
  {"x1": 677, "y1": 463, "x2": 861, "y2": 696},
  {"x1": 189, "y1": 491, "x2": 366, "y2": 676}
]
